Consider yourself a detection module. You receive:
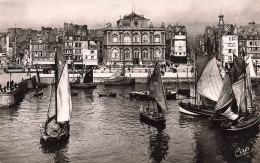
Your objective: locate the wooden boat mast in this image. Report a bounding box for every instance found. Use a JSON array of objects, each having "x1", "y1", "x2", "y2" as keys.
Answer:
[
  {"x1": 194, "y1": 53, "x2": 197, "y2": 106},
  {"x1": 242, "y1": 50, "x2": 248, "y2": 117},
  {"x1": 55, "y1": 45, "x2": 58, "y2": 121}
]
